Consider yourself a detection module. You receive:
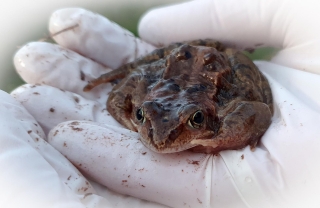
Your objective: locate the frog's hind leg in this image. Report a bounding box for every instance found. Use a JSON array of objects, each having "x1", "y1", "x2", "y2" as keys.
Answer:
[
  {"x1": 83, "y1": 63, "x2": 136, "y2": 91},
  {"x1": 83, "y1": 43, "x2": 183, "y2": 92}
]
